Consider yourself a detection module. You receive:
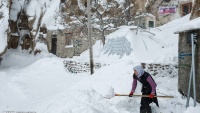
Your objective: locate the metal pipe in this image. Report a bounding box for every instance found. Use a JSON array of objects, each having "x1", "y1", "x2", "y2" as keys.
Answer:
[
  {"x1": 191, "y1": 33, "x2": 196, "y2": 107},
  {"x1": 186, "y1": 43, "x2": 196, "y2": 108},
  {"x1": 186, "y1": 65, "x2": 193, "y2": 108}
]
